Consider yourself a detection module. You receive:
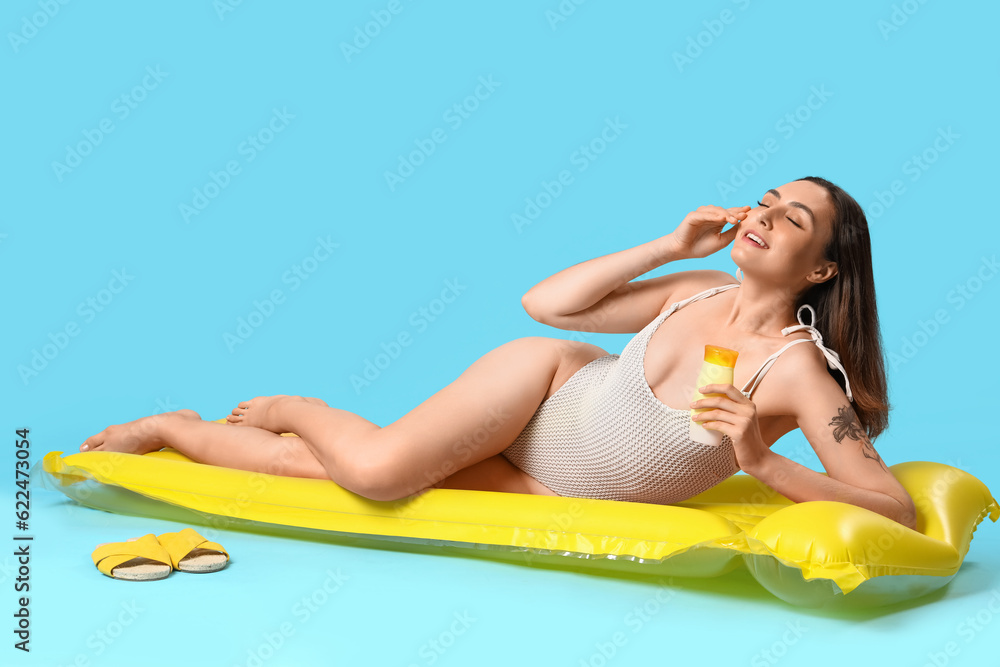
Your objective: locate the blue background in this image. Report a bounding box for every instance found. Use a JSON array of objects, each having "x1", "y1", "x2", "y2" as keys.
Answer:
[{"x1": 4, "y1": 1, "x2": 999, "y2": 665}]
